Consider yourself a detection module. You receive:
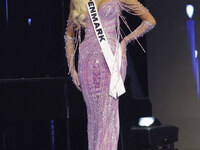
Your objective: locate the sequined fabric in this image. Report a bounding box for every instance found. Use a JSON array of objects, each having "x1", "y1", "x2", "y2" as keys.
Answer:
[
  {"x1": 64, "y1": 0, "x2": 155, "y2": 149},
  {"x1": 78, "y1": 0, "x2": 126, "y2": 149}
]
